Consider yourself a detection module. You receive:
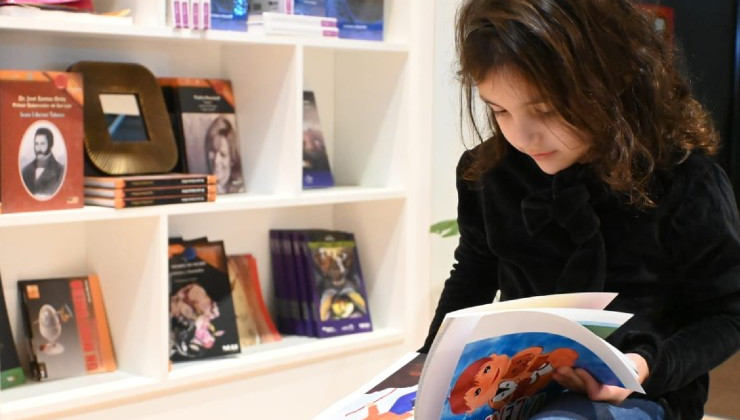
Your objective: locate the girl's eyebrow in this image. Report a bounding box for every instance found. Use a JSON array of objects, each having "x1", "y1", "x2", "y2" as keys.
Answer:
[{"x1": 478, "y1": 96, "x2": 546, "y2": 109}]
